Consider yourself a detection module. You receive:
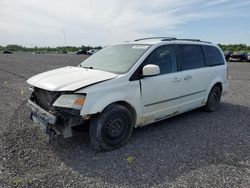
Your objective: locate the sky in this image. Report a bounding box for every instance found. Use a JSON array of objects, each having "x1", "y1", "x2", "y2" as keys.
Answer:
[{"x1": 0, "y1": 0, "x2": 250, "y2": 47}]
